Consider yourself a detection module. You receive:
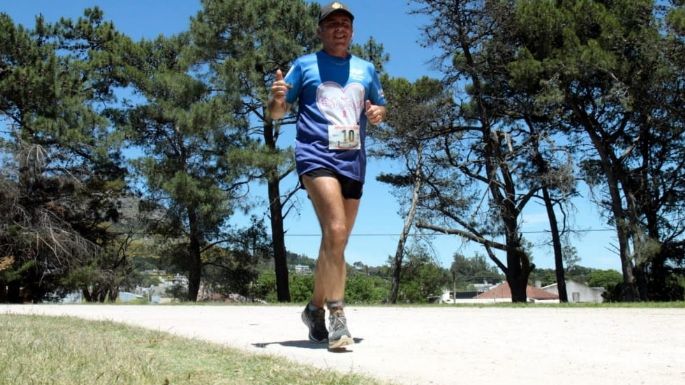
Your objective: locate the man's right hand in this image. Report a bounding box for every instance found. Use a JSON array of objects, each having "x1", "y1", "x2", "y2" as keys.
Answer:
[
  {"x1": 271, "y1": 69, "x2": 290, "y2": 102},
  {"x1": 268, "y1": 69, "x2": 290, "y2": 120}
]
